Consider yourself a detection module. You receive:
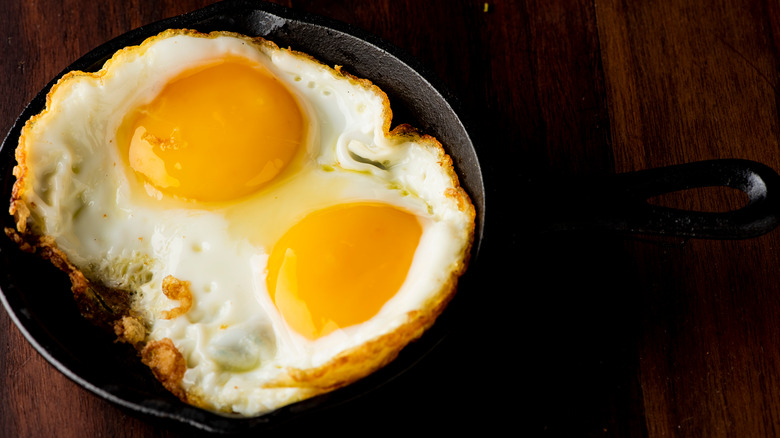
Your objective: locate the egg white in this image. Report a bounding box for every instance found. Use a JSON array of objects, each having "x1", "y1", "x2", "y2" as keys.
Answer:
[{"x1": 12, "y1": 30, "x2": 474, "y2": 416}]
